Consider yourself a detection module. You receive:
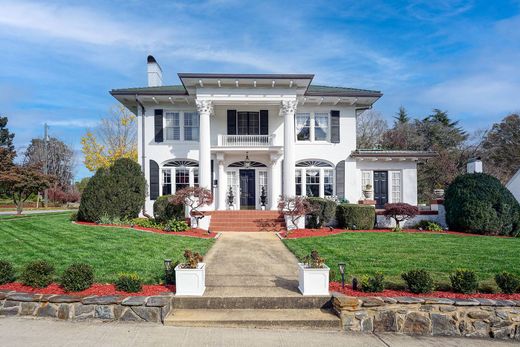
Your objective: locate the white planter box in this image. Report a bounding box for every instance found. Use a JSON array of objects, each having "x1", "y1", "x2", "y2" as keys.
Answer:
[
  {"x1": 285, "y1": 215, "x2": 305, "y2": 230},
  {"x1": 298, "y1": 263, "x2": 330, "y2": 296},
  {"x1": 174, "y1": 263, "x2": 206, "y2": 296},
  {"x1": 190, "y1": 215, "x2": 211, "y2": 230}
]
